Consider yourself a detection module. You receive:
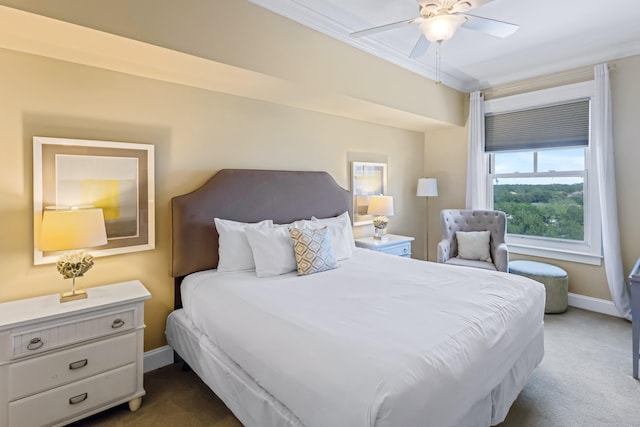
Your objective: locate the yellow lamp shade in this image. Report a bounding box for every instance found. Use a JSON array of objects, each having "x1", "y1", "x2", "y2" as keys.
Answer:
[{"x1": 39, "y1": 208, "x2": 108, "y2": 252}]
